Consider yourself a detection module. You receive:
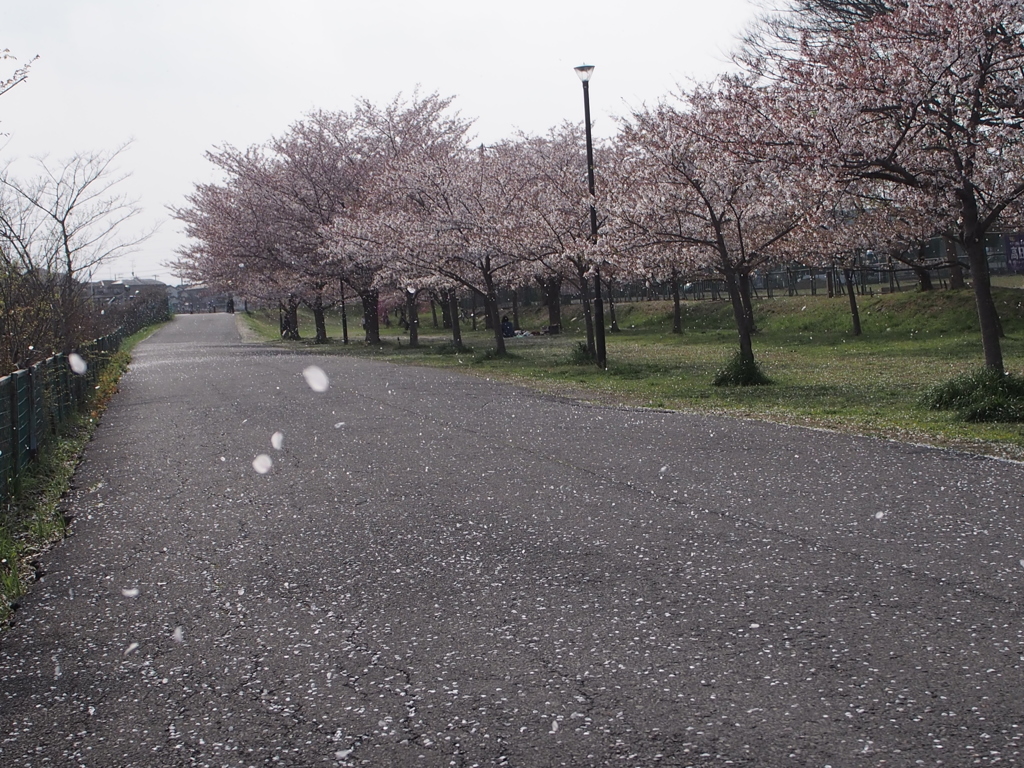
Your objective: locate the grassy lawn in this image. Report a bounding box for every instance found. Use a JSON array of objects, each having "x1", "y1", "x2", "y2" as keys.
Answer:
[{"x1": 241, "y1": 287, "x2": 1024, "y2": 460}]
